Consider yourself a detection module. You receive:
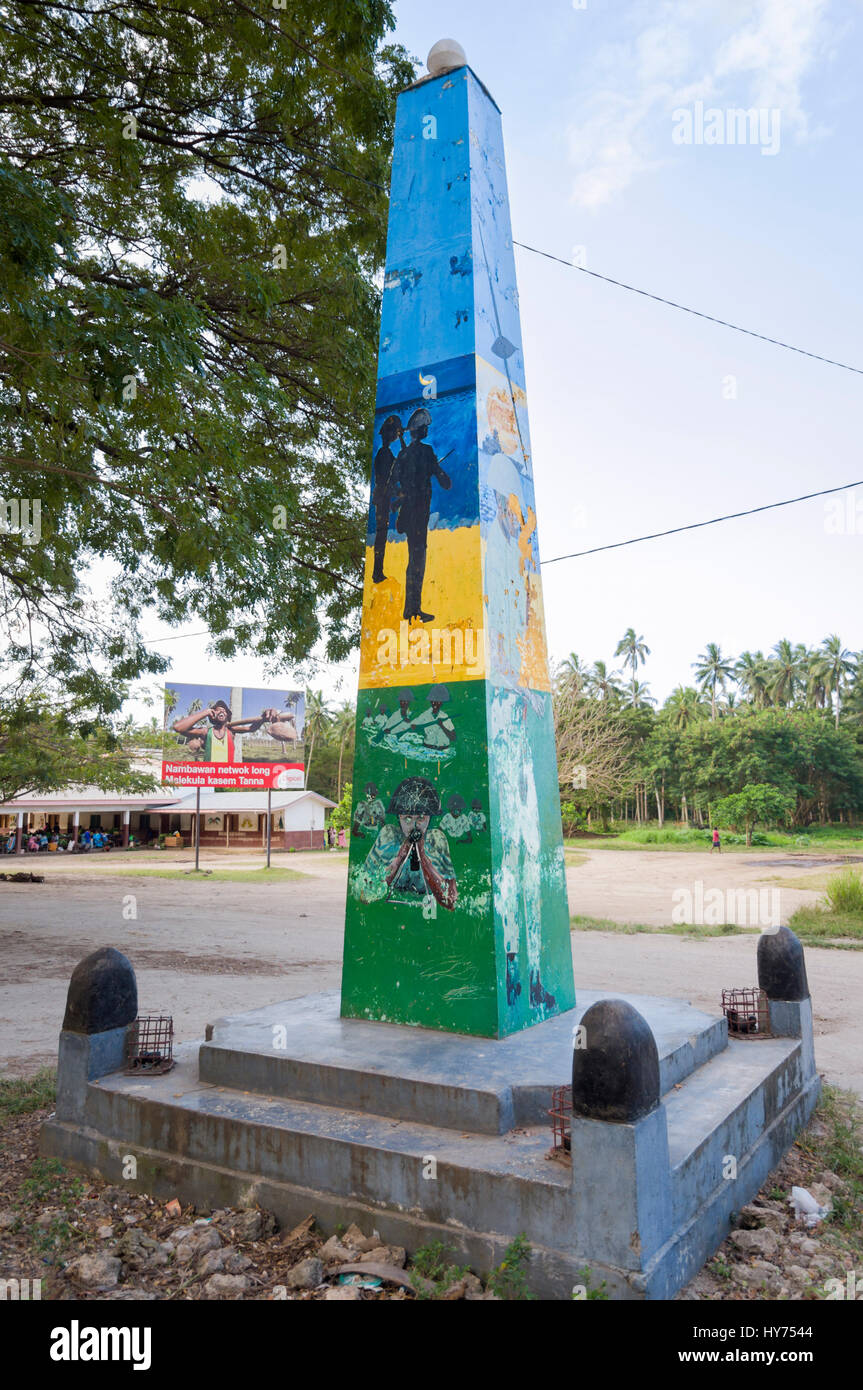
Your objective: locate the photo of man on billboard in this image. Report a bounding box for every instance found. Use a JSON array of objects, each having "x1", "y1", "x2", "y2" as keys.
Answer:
[
  {"x1": 162, "y1": 683, "x2": 306, "y2": 789},
  {"x1": 171, "y1": 698, "x2": 266, "y2": 763}
]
